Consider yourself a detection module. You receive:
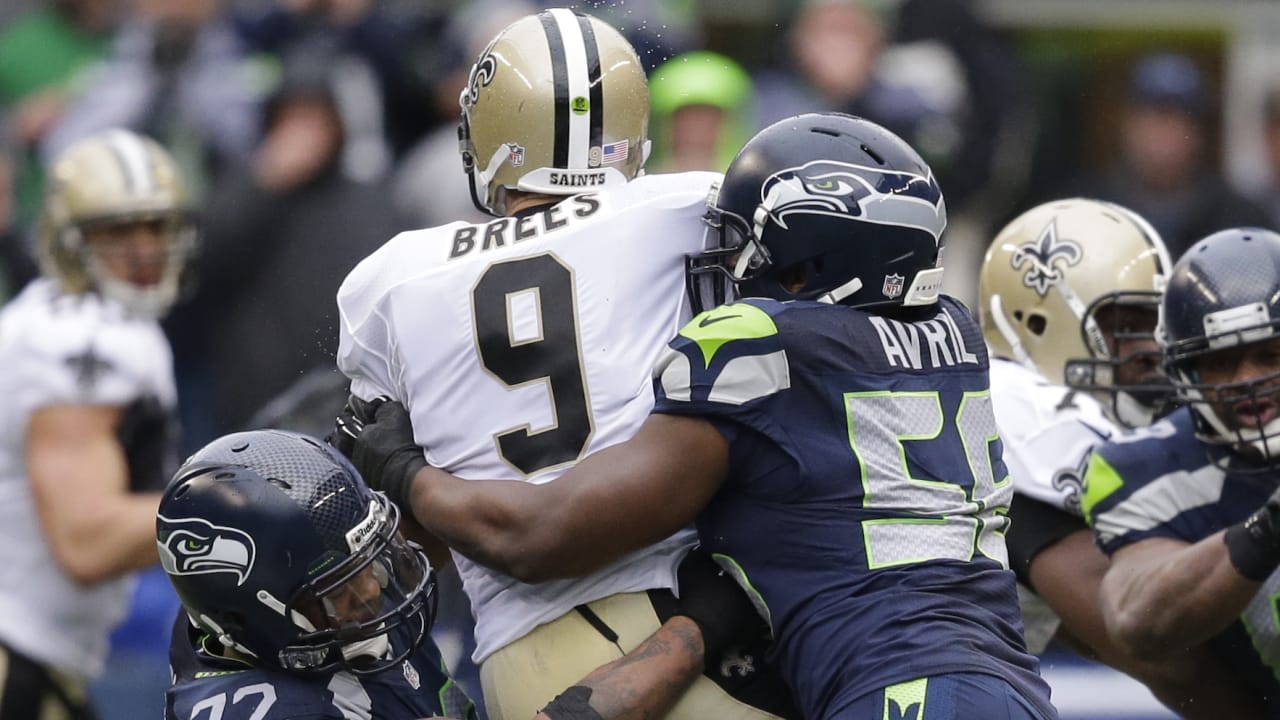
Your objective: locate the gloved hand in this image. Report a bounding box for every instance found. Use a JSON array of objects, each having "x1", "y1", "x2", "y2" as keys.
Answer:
[
  {"x1": 1225, "y1": 484, "x2": 1280, "y2": 581},
  {"x1": 326, "y1": 394, "x2": 382, "y2": 460},
  {"x1": 339, "y1": 397, "x2": 425, "y2": 508},
  {"x1": 672, "y1": 547, "x2": 769, "y2": 671}
]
